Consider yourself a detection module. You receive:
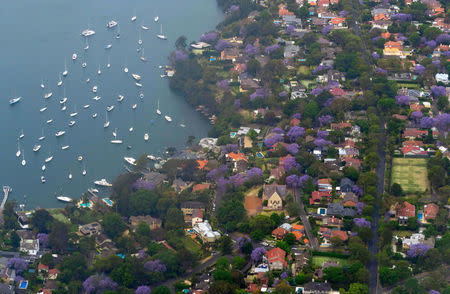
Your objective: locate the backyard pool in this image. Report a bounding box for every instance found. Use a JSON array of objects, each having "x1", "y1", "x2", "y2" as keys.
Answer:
[
  {"x1": 103, "y1": 198, "x2": 113, "y2": 207},
  {"x1": 19, "y1": 281, "x2": 28, "y2": 289}
]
